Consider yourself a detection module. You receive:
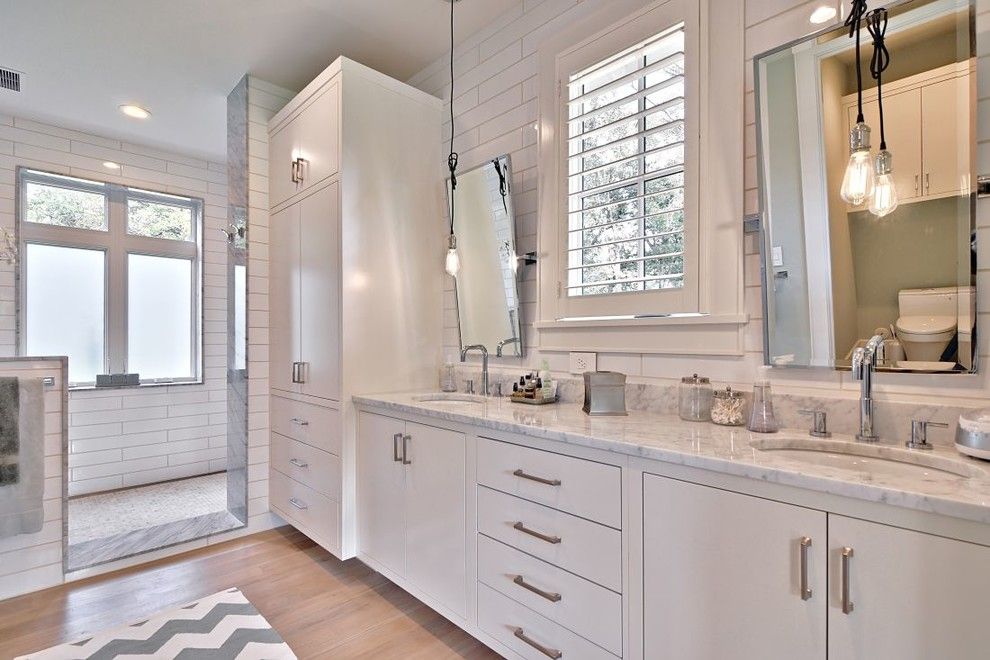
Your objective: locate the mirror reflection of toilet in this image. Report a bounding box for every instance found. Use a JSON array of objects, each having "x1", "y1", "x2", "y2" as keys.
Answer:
[{"x1": 894, "y1": 287, "x2": 972, "y2": 362}]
